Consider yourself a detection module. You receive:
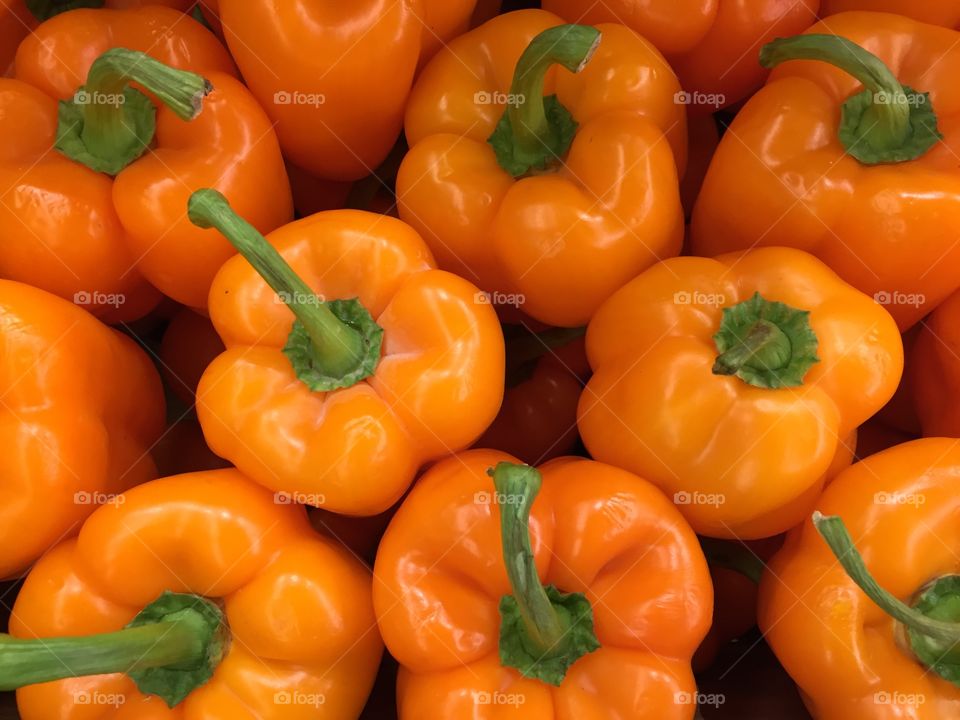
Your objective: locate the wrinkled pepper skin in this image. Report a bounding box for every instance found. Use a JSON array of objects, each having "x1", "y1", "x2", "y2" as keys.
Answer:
[
  {"x1": 0, "y1": 280, "x2": 164, "y2": 580},
  {"x1": 217, "y1": 0, "x2": 478, "y2": 182},
  {"x1": 691, "y1": 13, "x2": 960, "y2": 331},
  {"x1": 578, "y1": 247, "x2": 902, "y2": 539},
  {"x1": 910, "y1": 289, "x2": 960, "y2": 437},
  {"x1": 11, "y1": 469, "x2": 383, "y2": 718},
  {"x1": 821, "y1": 0, "x2": 960, "y2": 26},
  {"x1": 759, "y1": 438, "x2": 960, "y2": 719},
  {"x1": 3, "y1": 6, "x2": 292, "y2": 315},
  {"x1": 543, "y1": 0, "x2": 819, "y2": 112},
  {"x1": 197, "y1": 211, "x2": 505, "y2": 516},
  {"x1": 374, "y1": 449, "x2": 712, "y2": 719},
  {"x1": 398, "y1": 9, "x2": 686, "y2": 328}
]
